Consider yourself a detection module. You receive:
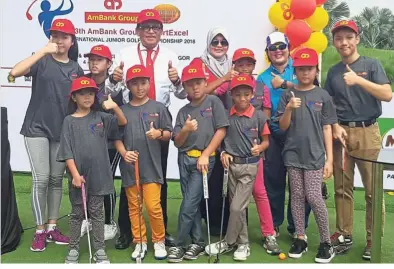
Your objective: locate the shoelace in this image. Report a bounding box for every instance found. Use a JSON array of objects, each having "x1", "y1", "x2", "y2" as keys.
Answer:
[
  {"x1": 155, "y1": 242, "x2": 165, "y2": 249},
  {"x1": 237, "y1": 244, "x2": 248, "y2": 252},
  {"x1": 188, "y1": 244, "x2": 200, "y2": 252},
  {"x1": 169, "y1": 247, "x2": 181, "y2": 255},
  {"x1": 34, "y1": 232, "x2": 46, "y2": 242}
]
